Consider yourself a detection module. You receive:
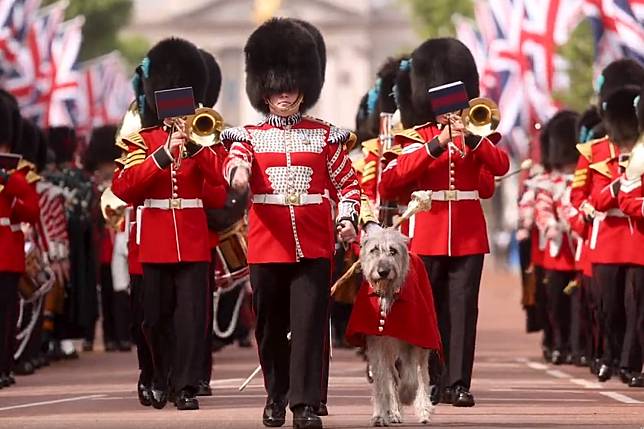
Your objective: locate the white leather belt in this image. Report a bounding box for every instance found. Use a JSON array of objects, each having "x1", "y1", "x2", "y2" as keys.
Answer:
[
  {"x1": 590, "y1": 208, "x2": 630, "y2": 249},
  {"x1": 0, "y1": 217, "x2": 21, "y2": 232},
  {"x1": 432, "y1": 190, "x2": 479, "y2": 201},
  {"x1": 253, "y1": 191, "x2": 327, "y2": 206},
  {"x1": 605, "y1": 208, "x2": 628, "y2": 218},
  {"x1": 143, "y1": 198, "x2": 203, "y2": 210}
]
